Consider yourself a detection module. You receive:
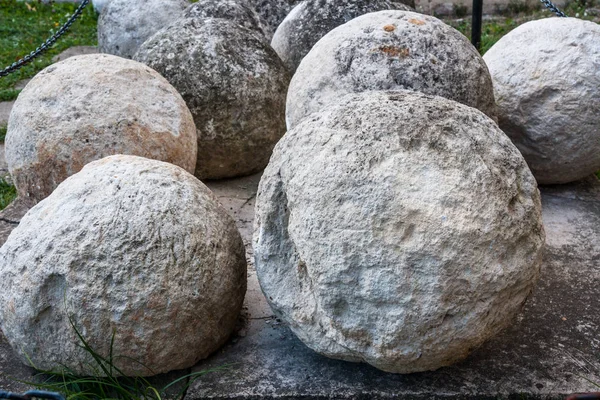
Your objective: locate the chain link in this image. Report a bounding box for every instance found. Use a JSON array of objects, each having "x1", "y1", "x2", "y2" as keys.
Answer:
[
  {"x1": 539, "y1": 0, "x2": 568, "y2": 17},
  {"x1": 0, "y1": 391, "x2": 65, "y2": 400},
  {"x1": 0, "y1": 0, "x2": 90, "y2": 78}
]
